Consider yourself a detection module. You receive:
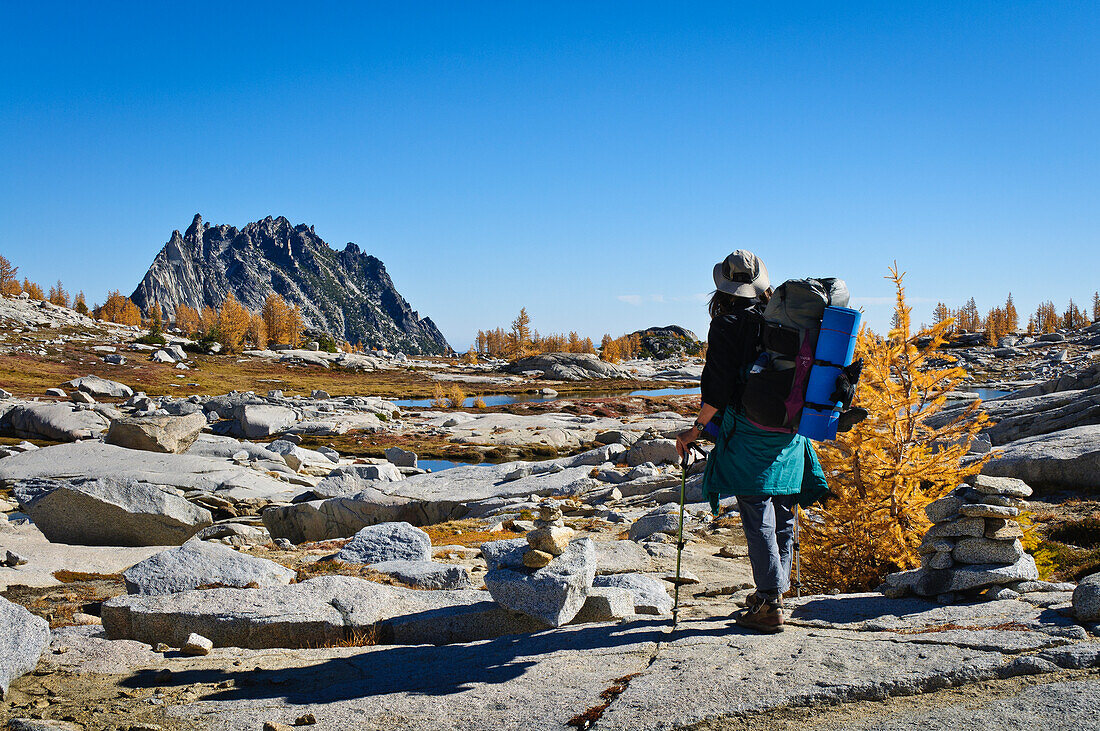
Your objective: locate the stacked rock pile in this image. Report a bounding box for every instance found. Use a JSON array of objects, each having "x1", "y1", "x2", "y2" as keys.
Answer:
[
  {"x1": 882, "y1": 474, "x2": 1065, "y2": 602},
  {"x1": 522, "y1": 501, "x2": 574, "y2": 568}
]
